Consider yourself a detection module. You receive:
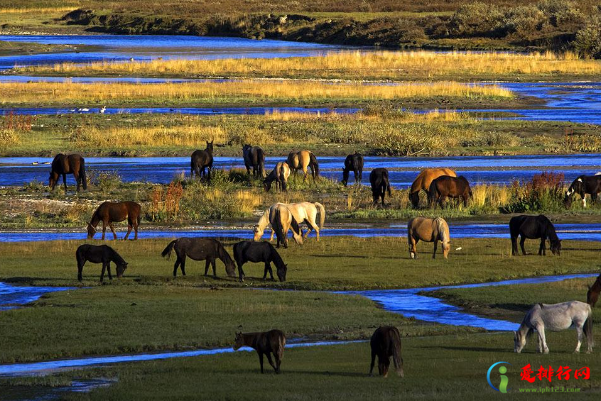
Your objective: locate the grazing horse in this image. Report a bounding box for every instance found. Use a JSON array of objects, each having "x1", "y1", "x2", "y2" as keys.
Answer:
[
  {"x1": 287, "y1": 150, "x2": 319, "y2": 182},
  {"x1": 428, "y1": 175, "x2": 472, "y2": 208},
  {"x1": 161, "y1": 238, "x2": 237, "y2": 278},
  {"x1": 407, "y1": 217, "x2": 450, "y2": 259},
  {"x1": 76, "y1": 244, "x2": 128, "y2": 282},
  {"x1": 263, "y1": 162, "x2": 290, "y2": 192},
  {"x1": 243, "y1": 144, "x2": 266, "y2": 178},
  {"x1": 253, "y1": 203, "x2": 303, "y2": 248},
  {"x1": 191, "y1": 140, "x2": 214, "y2": 181},
  {"x1": 341, "y1": 152, "x2": 364, "y2": 186},
  {"x1": 281, "y1": 201, "x2": 325, "y2": 241},
  {"x1": 49, "y1": 153, "x2": 87, "y2": 192},
  {"x1": 87, "y1": 201, "x2": 142, "y2": 240},
  {"x1": 509, "y1": 214, "x2": 561, "y2": 256},
  {"x1": 234, "y1": 329, "x2": 286, "y2": 373},
  {"x1": 369, "y1": 326, "x2": 404, "y2": 378},
  {"x1": 564, "y1": 174, "x2": 601, "y2": 207},
  {"x1": 369, "y1": 168, "x2": 392, "y2": 206},
  {"x1": 586, "y1": 273, "x2": 601, "y2": 307},
  {"x1": 233, "y1": 241, "x2": 287, "y2": 282},
  {"x1": 514, "y1": 301, "x2": 593, "y2": 354},
  {"x1": 409, "y1": 168, "x2": 457, "y2": 208}
]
